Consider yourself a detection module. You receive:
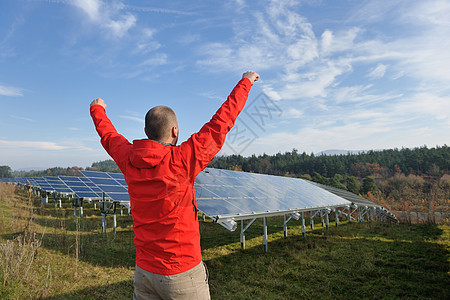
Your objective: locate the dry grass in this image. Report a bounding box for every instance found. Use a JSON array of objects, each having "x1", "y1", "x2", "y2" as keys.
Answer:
[{"x1": 1, "y1": 232, "x2": 43, "y2": 286}]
